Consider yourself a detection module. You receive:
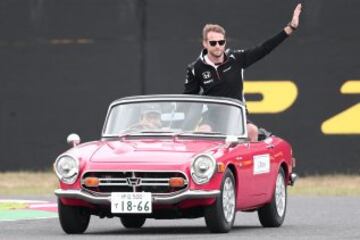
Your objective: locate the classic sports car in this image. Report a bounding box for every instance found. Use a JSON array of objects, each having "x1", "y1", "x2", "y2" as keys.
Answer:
[{"x1": 54, "y1": 94, "x2": 297, "y2": 234}]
